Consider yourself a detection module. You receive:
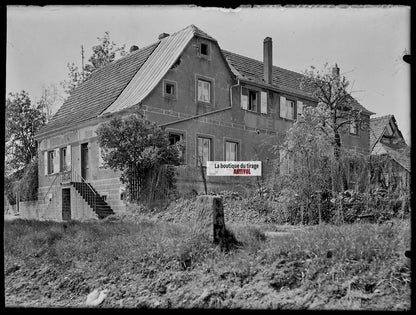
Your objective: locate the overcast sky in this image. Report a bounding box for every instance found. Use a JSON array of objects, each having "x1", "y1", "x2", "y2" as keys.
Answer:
[{"x1": 6, "y1": 5, "x2": 411, "y2": 144}]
